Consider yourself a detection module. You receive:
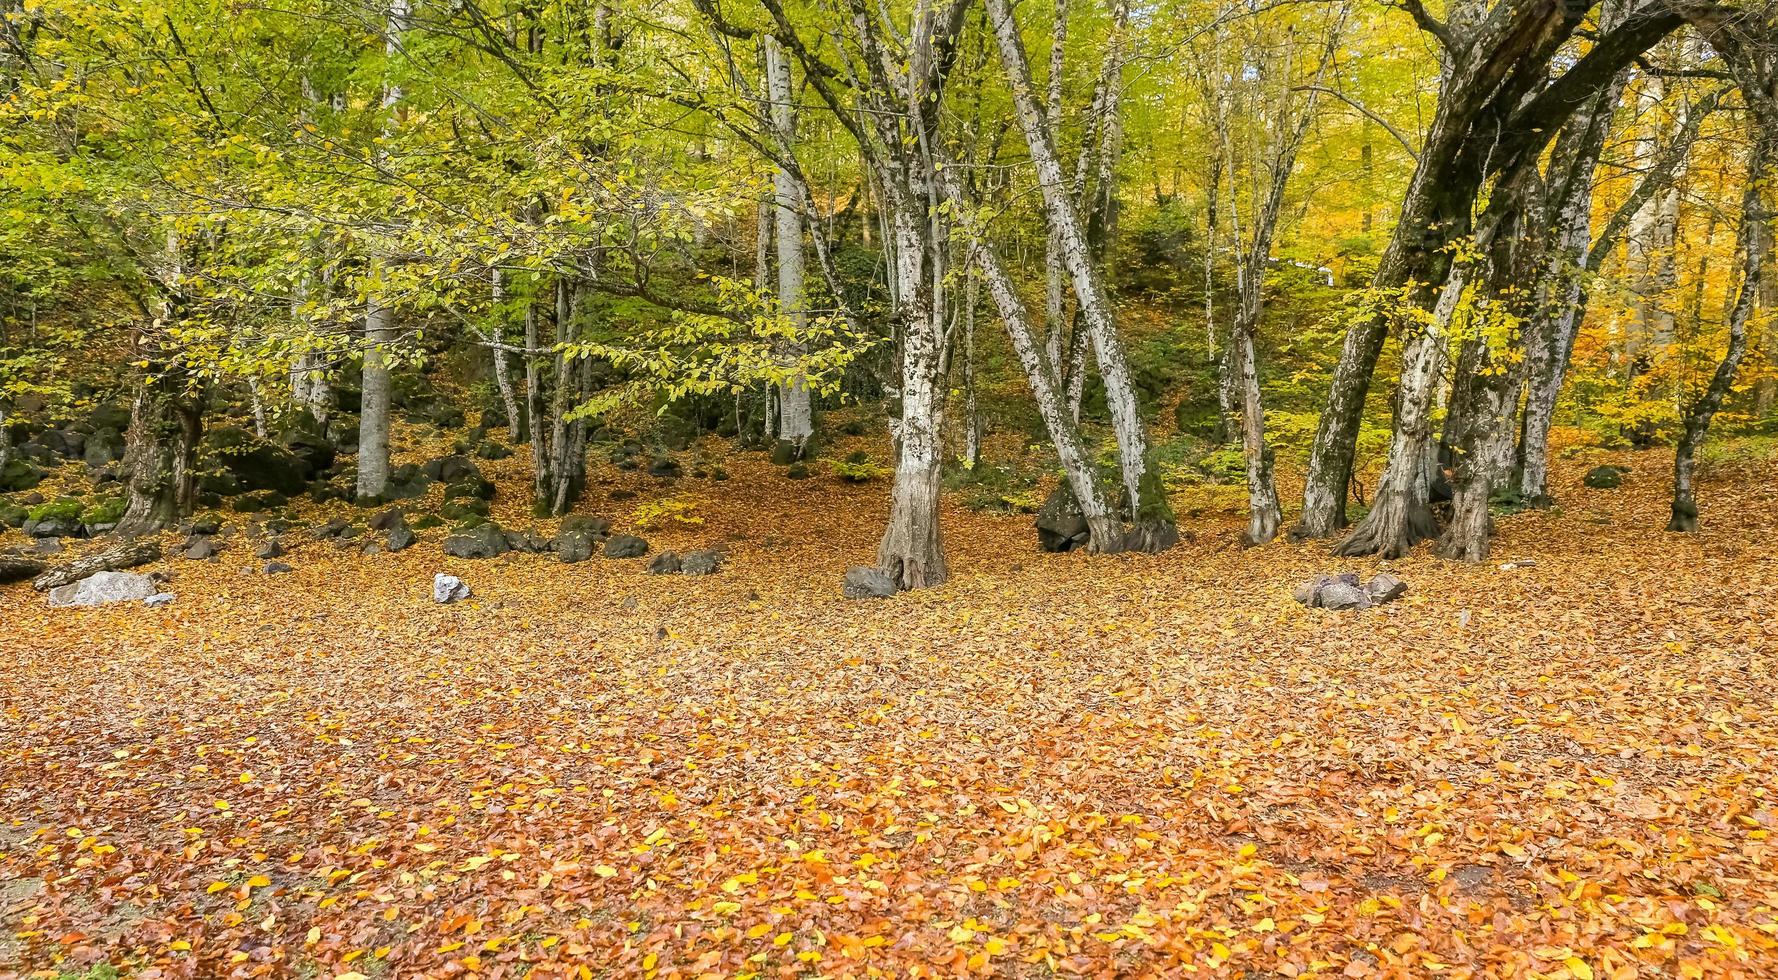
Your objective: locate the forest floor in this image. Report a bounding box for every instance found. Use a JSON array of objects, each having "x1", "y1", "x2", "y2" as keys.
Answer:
[{"x1": 3, "y1": 434, "x2": 1778, "y2": 979}]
